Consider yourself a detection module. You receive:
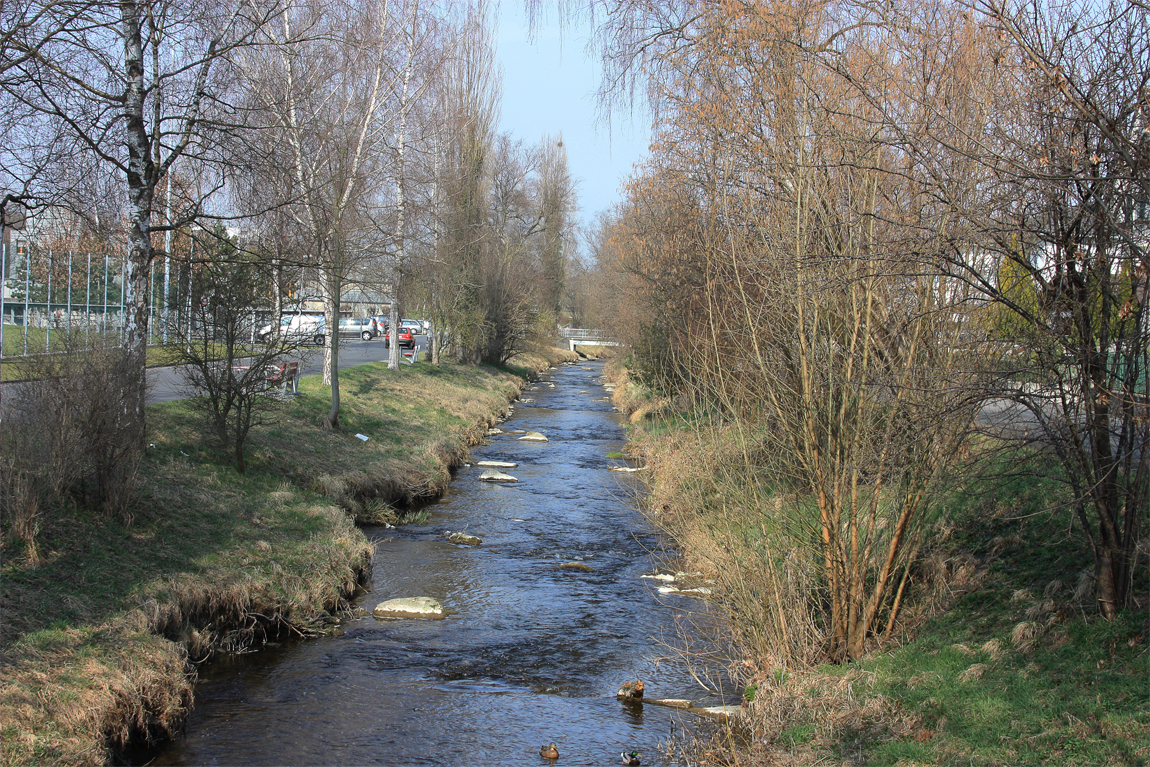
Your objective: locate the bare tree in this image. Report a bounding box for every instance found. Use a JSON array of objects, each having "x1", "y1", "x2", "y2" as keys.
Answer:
[
  {"x1": 537, "y1": 133, "x2": 576, "y2": 319},
  {"x1": 942, "y1": 0, "x2": 1150, "y2": 618},
  {"x1": 240, "y1": 0, "x2": 404, "y2": 429},
  {"x1": 581, "y1": 0, "x2": 1000, "y2": 664},
  {"x1": 428, "y1": 2, "x2": 501, "y2": 363},
  {"x1": 385, "y1": 0, "x2": 445, "y2": 370},
  {"x1": 165, "y1": 226, "x2": 309, "y2": 473},
  {"x1": 1, "y1": 0, "x2": 283, "y2": 444}
]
